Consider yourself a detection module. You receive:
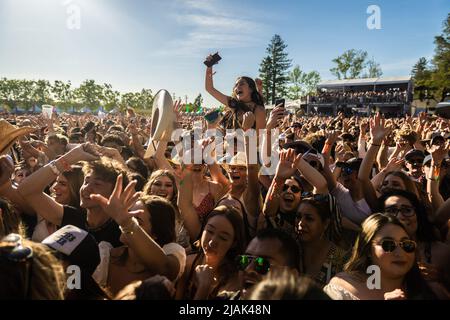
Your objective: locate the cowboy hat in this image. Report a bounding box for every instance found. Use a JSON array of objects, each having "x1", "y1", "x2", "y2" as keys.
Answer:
[
  {"x1": 221, "y1": 151, "x2": 247, "y2": 170},
  {"x1": 144, "y1": 90, "x2": 174, "y2": 159},
  {"x1": 0, "y1": 120, "x2": 36, "y2": 155}
]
